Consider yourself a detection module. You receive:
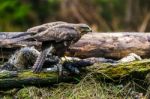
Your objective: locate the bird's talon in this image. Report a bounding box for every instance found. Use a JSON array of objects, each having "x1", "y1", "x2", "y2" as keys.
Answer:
[{"x1": 32, "y1": 67, "x2": 41, "y2": 73}]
